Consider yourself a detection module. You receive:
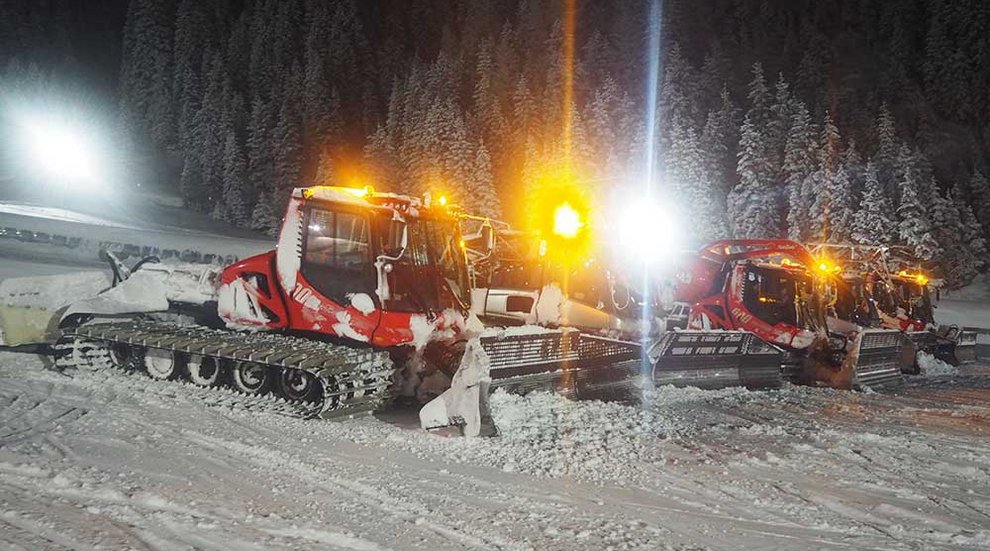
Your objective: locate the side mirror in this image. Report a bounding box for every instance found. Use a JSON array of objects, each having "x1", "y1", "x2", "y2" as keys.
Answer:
[
  {"x1": 386, "y1": 219, "x2": 407, "y2": 257},
  {"x1": 480, "y1": 224, "x2": 495, "y2": 255}
]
